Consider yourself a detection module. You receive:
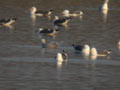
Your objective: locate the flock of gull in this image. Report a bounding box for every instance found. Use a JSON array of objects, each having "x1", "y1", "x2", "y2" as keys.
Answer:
[{"x1": 0, "y1": 0, "x2": 120, "y2": 65}]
